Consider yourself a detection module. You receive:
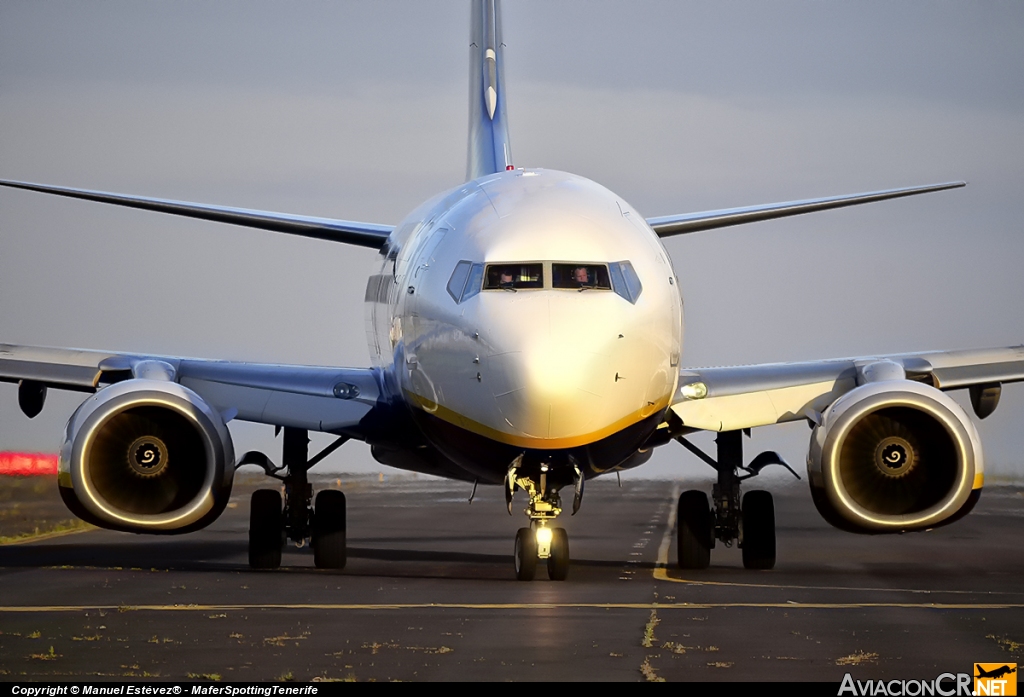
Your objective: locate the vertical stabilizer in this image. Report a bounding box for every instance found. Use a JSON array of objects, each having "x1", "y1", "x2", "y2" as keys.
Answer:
[{"x1": 467, "y1": 0, "x2": 513, "y2": 181}]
